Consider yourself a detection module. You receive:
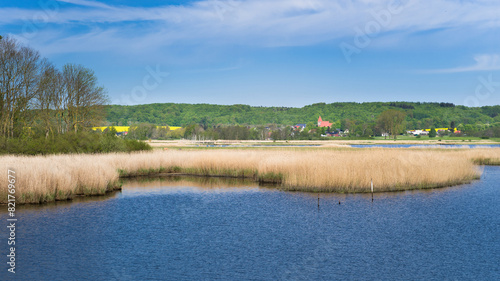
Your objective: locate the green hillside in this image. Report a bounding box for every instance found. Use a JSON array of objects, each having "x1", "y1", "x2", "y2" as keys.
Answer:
[{"x1": 106, "y1": 102, "x2": 500, "y2": 130}]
